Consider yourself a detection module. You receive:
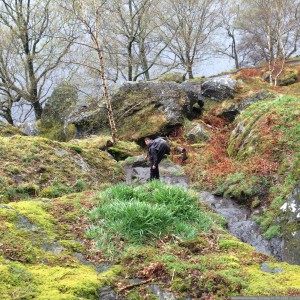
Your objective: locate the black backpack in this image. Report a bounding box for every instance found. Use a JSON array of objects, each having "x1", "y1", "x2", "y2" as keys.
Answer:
[{"x1": 152, "y1": 138, "x2": 170, "y2": 162}]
